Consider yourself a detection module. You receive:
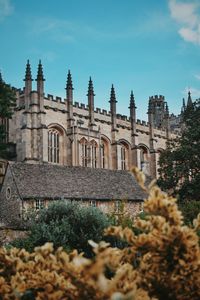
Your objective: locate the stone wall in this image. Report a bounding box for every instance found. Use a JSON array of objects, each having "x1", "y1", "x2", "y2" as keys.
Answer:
[
  {"x1": 0, "y1": 165, "x2": 22, "y2": 228},
  {"x1": 23, "y1": 198, "x2": 143, "y2": 218},
  {"x1": 0, "y1": 227, "x2": 27, "y2": 246}
]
